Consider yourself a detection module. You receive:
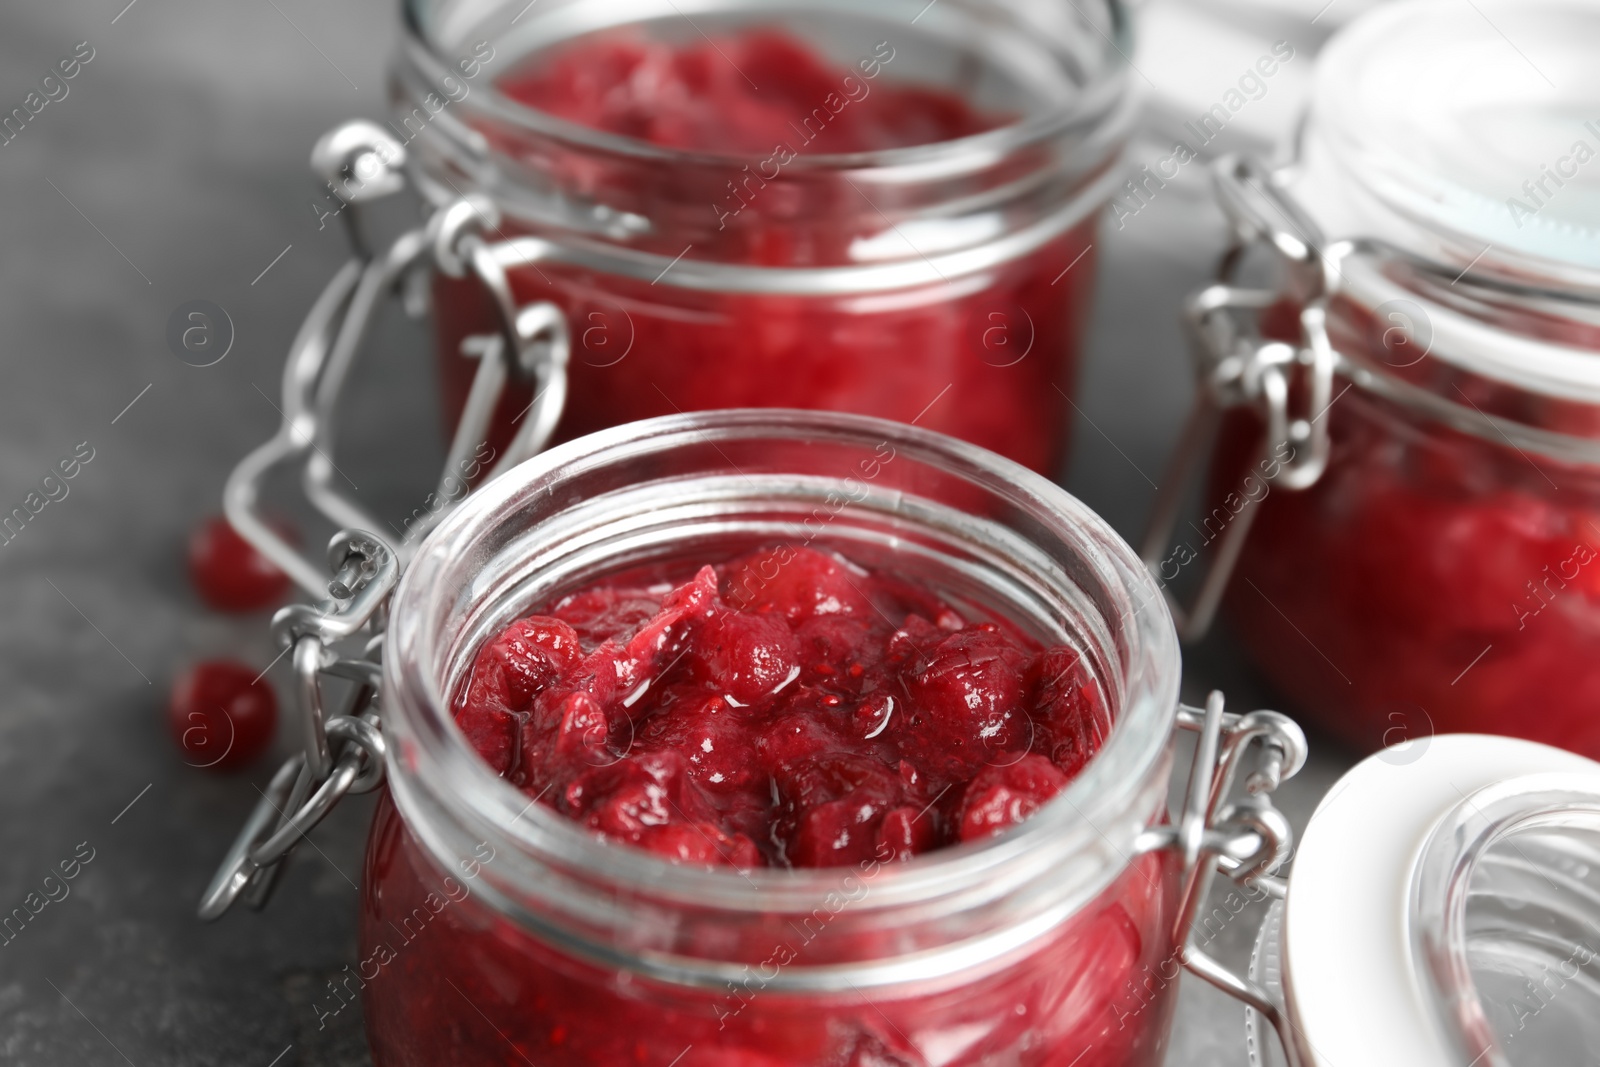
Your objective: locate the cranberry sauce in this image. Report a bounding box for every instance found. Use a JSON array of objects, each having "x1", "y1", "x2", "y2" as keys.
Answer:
[
  {"x1": 431, "y1": 27, "x2": 1097, "y2": 474},
  {"x1": 1220, "y1": 390, "x2": 1600, "y2": 757},
  {"x1": 1214, "y1": 298, "x2": 1600, "y2": 757},
  {"x1": 451, "y1": 545, "x2": 1108, "y2": 868},
  {"x1": 499, "y1": 29, "x2": 1001, "y2": 160}
]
